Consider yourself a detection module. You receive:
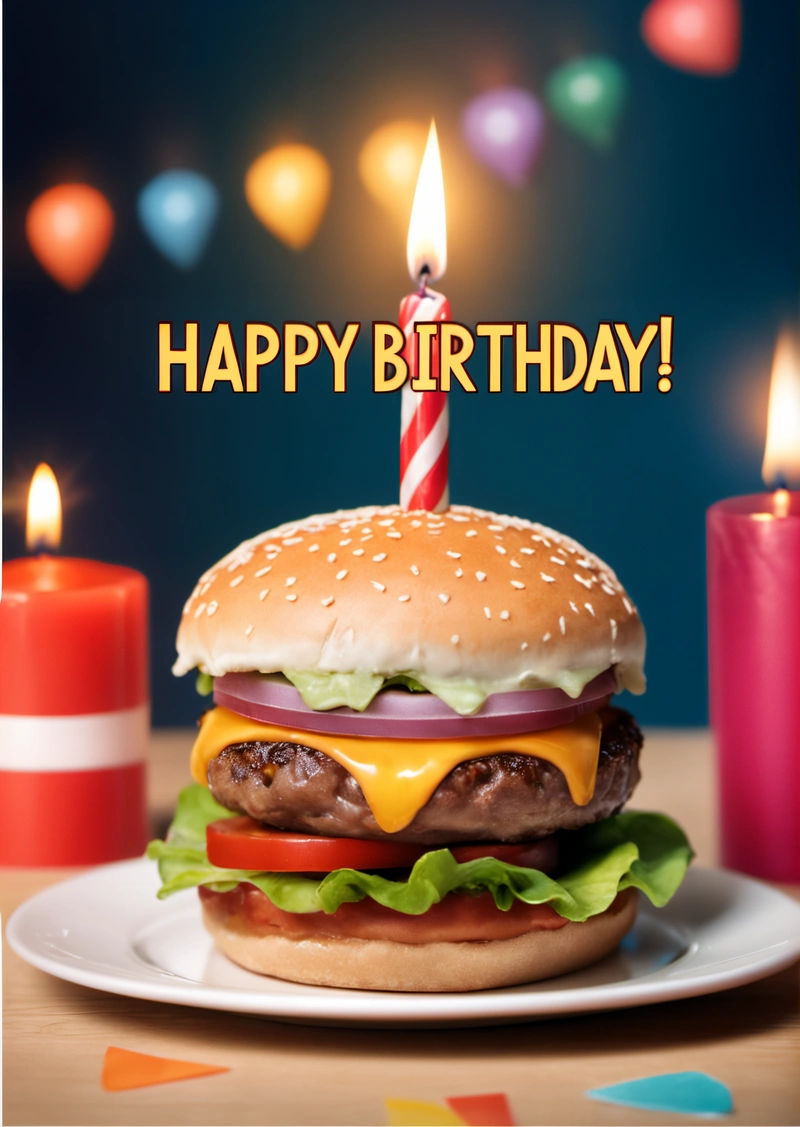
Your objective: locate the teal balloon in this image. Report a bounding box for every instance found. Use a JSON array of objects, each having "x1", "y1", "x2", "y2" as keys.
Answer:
[
  {"x1": 138, "y1": 171, "x2": 219, "y2": 269},
  {"x1": 546, "y1": 56, "x2": 627, "y2": 149}
]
